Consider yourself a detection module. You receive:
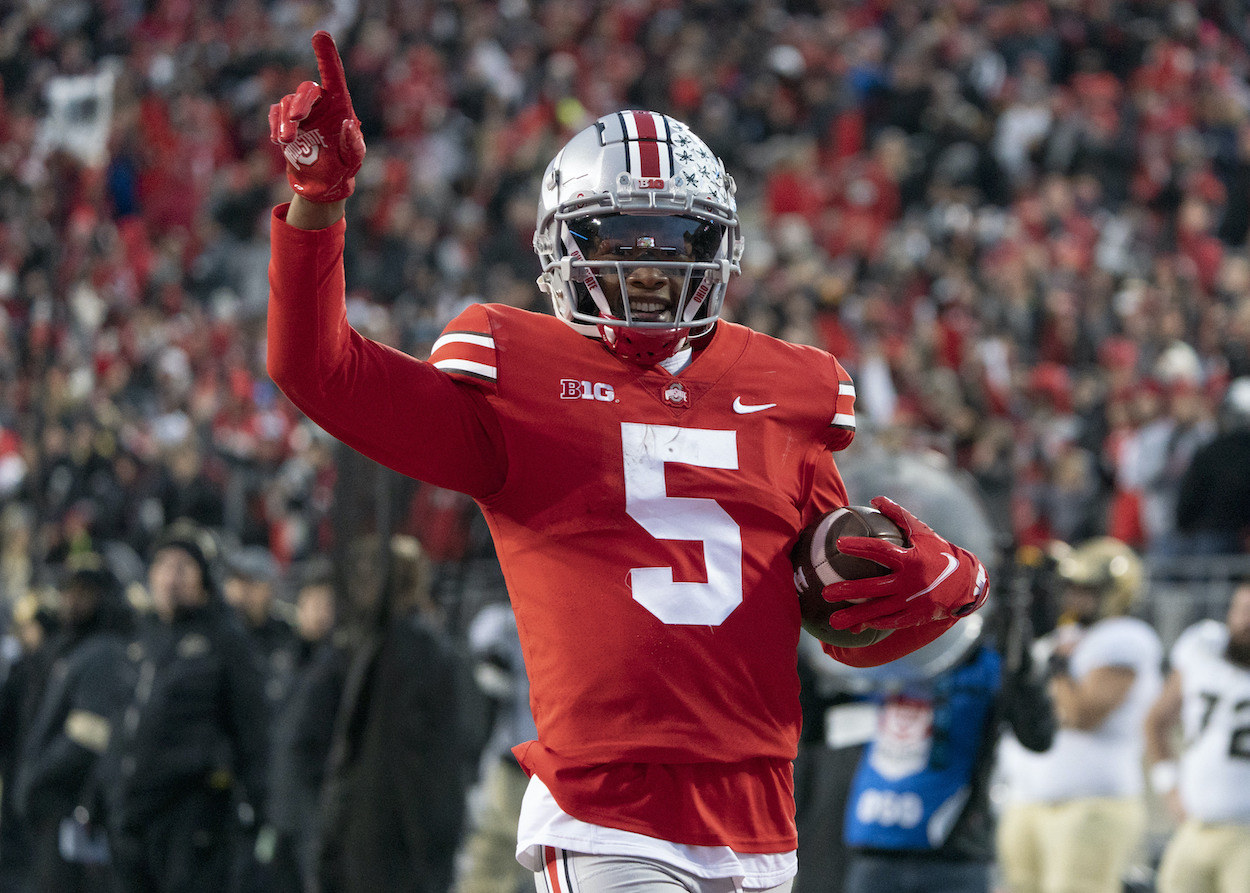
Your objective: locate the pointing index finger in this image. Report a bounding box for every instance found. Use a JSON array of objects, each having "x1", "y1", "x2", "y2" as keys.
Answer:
[{"x1": 311, "y1": 30, "x2": 350, "y2": 98}]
